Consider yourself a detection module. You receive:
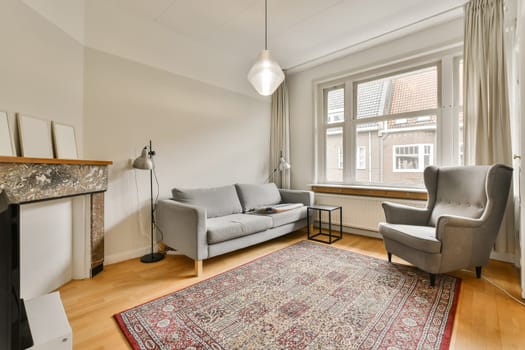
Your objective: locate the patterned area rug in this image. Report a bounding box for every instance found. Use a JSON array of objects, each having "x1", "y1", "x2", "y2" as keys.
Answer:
[{"x1": 115, "y1": 241, "x2": 460, "y2": 349}]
